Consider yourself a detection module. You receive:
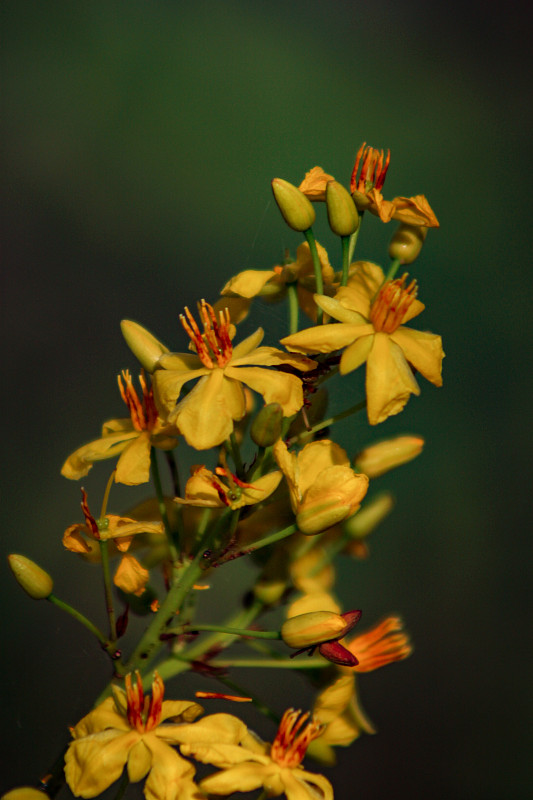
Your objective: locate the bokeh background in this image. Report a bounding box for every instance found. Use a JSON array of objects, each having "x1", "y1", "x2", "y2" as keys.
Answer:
[{"x1": 2, "y1": 2, "x2": 531, "y2": 798}]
